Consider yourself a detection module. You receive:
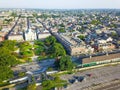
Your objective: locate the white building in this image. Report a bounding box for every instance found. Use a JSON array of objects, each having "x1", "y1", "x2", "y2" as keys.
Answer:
[
  {"x1": 8, "y1": 34, "x2": 24, "y2": 41},
  {"x1": 38, "y1": 32, "x2": 51, "y2": 40},
  {"x1": 25, "y1": 28, "x2": 37, "y2": 41}
]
